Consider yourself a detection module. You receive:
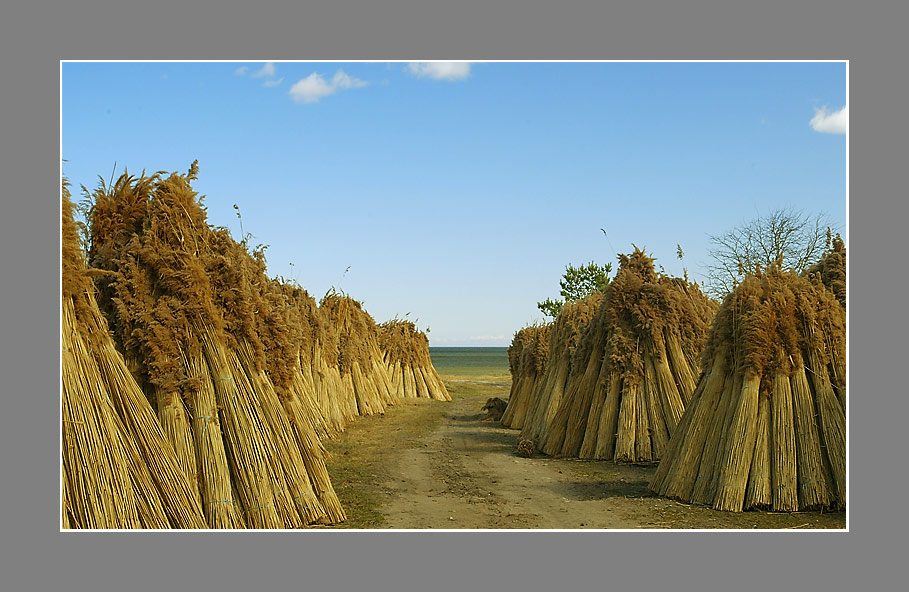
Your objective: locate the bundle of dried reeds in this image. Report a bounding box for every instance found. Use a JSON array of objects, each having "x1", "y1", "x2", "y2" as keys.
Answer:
[
  {"x1": 649, "y1": 265, "x2": 846, "y2": 512},
  {"x1": 86, "y1": 164, "x2": 343, "y2": 526},
  {"x1": 536, "y1": 248, "x2": 717, "y2": 463},
  {"x1": 519, "y1": 293, "x2": 604, "y2": 447},
  {"x1": 500, "y1": 323, "x2": 551, "y2": 429},
  {"x1": 220, "y1": 249, "x2": 346, "y2": 524},
  {"x1": 62, "y1": 181, "x2": 206, "y2": 529},
  {"x1": 321, "y1": 293, "x2": 396, "y2": 416},
  {"x1": 377, "y1": 320, "x2": 451, "y2": 401},
  {"x1": 805, "y1": 233, "x2": 846, "y2": 309}
]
